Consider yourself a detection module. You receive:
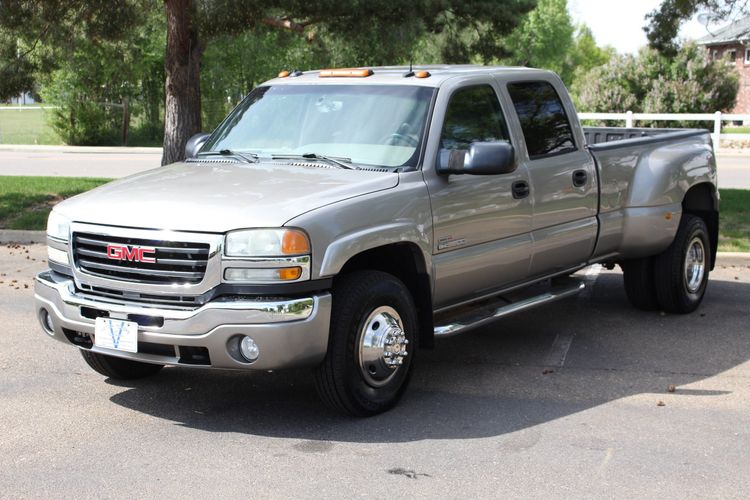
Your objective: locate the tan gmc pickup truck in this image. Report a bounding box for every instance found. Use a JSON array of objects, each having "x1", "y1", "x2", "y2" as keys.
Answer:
[{"x1": 35, "y1": 65, "x2": 719, "y2": 416}]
